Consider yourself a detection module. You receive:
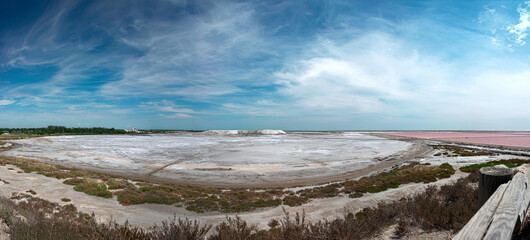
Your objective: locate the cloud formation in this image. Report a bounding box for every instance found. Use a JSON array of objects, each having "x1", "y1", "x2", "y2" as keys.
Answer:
[
  {"x1": 507, "y1": 1, "x2": 530, "y2": 45},
  {"x1": 2, "y1": 0, "x2": 530, "y2": 129},
  {"x1": 0, "y1": 100, "x2": 15, "y2": 106}
]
